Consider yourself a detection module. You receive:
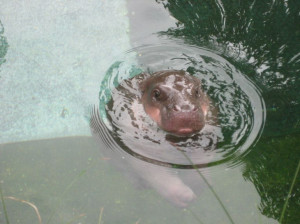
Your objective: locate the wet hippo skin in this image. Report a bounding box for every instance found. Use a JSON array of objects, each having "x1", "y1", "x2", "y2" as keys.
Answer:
[{"x1": 139, "y1": 70, "x2": 209, "y2": 136}]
